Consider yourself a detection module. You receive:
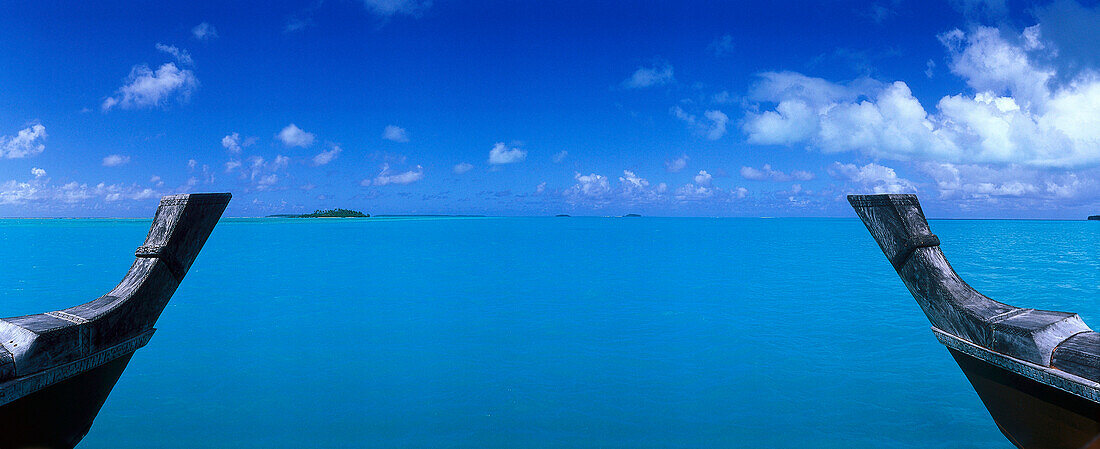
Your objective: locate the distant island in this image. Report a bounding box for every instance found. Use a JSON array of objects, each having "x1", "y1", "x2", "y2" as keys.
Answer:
[
  {"x1": 555, "y1": 214, "x2": 570, "y2": 217},
  {"x1": 1090, "y1": 215, "x2": 1100, "y2": 220},
  {"x1": 268, "y1": 208, "x2": 369, "y2": 218},
  {"x1": 622, "y1": 213, "x2": 642, "y2": 218}
]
